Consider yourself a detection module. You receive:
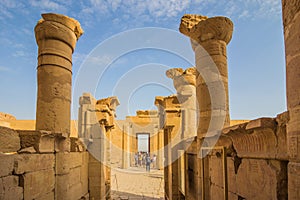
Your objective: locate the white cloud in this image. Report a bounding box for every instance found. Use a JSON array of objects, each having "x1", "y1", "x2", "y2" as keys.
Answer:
[
  {"x1": 239, "y1": 10, "x2": 250, "y2": 19},
  {"x1": 190, "y1": 0, "x2": 282, "y2": 20},
  {"x1": 0, "y1": 0, "x2": 25, "y2": 20},
  {"x1": 86, "y1": 0, "x2": 190, "y2": 20},
  {"x1": 29, "y1": 0, "x2": 66, "y2": 11}
]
